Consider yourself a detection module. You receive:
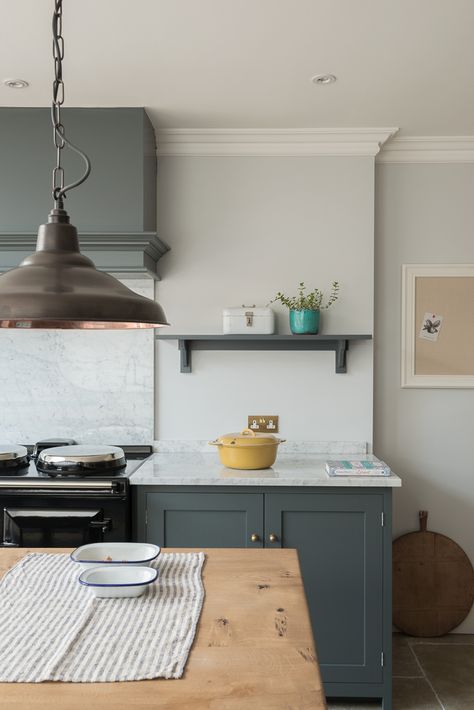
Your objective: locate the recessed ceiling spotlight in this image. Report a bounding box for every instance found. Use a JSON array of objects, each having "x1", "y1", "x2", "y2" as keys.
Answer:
[
  {"x1": 311, "y1": 74, "x2": 337, "y2": 85},
  {"x1": 3, "y1": 79, "x2": 29, "y2": 89}
]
